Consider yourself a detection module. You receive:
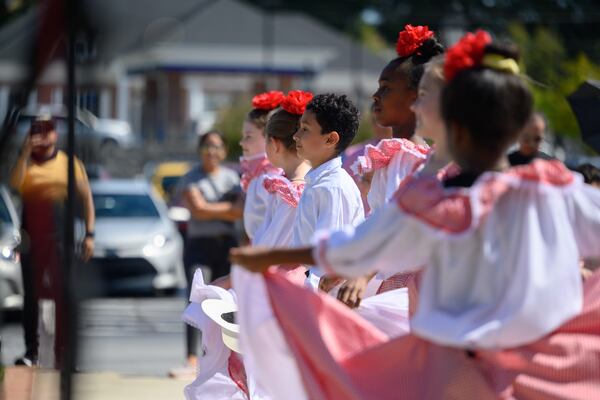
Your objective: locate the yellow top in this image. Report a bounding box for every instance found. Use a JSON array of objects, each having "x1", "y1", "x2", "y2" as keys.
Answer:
[{"x1": 18, "y1": 150, "x2": 88, "y2": 204}]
